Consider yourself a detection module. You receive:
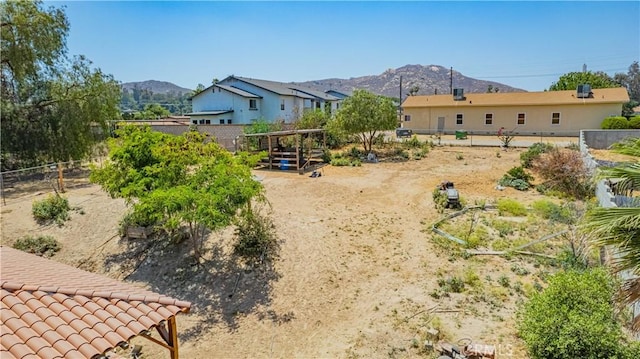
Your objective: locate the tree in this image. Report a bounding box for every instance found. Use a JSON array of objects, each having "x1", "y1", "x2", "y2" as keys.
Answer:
[
  {"x1": 90, "y1": 125, "x2": 263, "y2": 260},
  {"x1": 329, "y1": 89, "x2": 397, "y2": 153},
  {"x1": 549, "y1": 71, "x2": 619, "y2": 91},
  {"x1": 583, "y1": 162, "x2": 640, "y2": 331},
  {"x1": 295, "y1": 108, "x2": 329, "y2": 130},
  {"x1": 517, "y1": 268, "x2": 640, "y2": 359},
  {"x1": 614, "y1": 62, "x2": 640, "y2": 117},
  {"x1": 1, "y1": 0, "x2": 120, "y2": 170}
]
